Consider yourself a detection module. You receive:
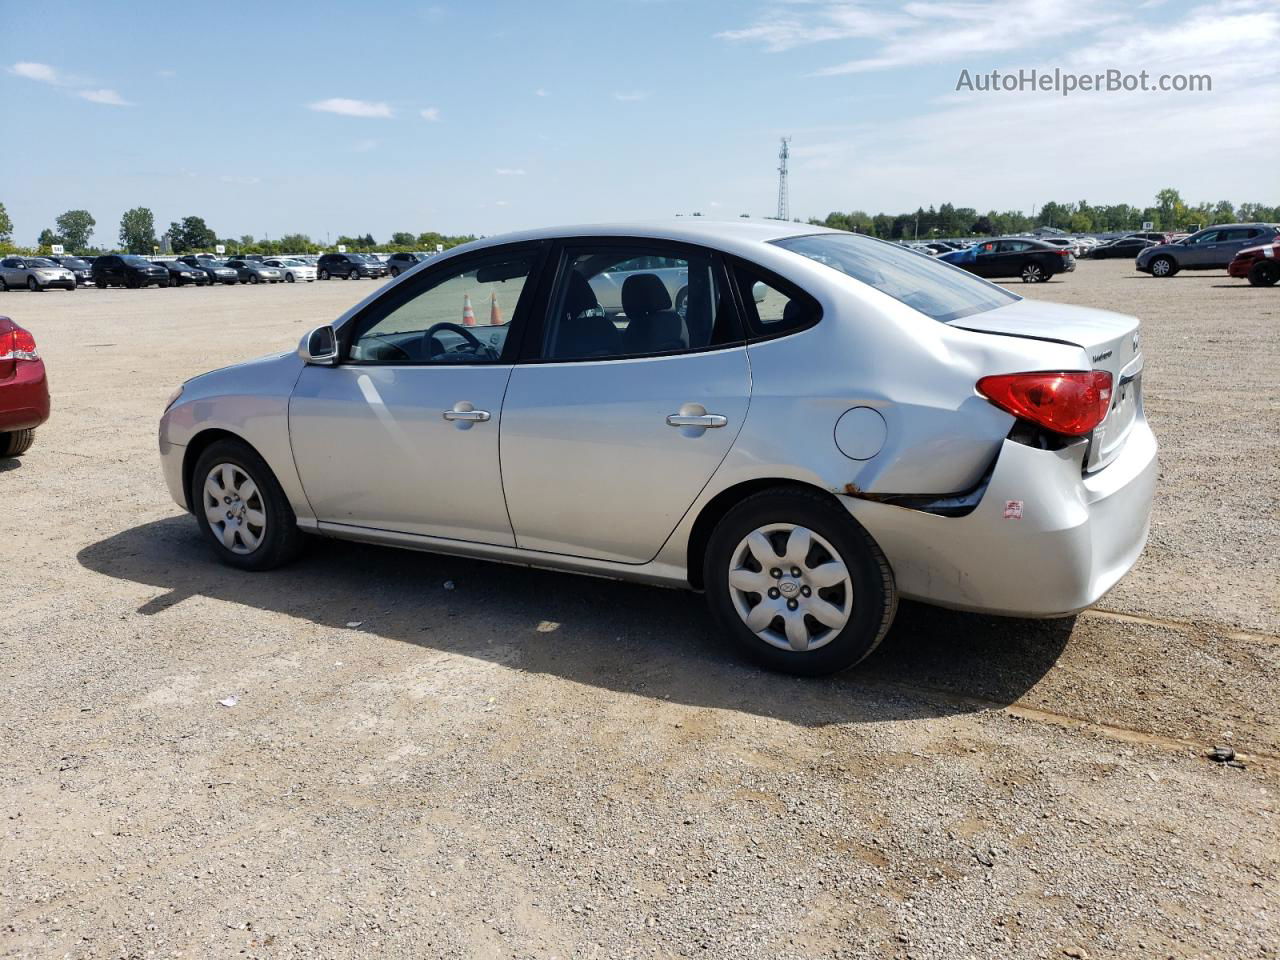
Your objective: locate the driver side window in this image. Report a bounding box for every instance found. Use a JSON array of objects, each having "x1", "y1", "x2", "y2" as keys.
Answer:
[{"x1": 348, "y1": 250, "x2": 538, "y2": 365}]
